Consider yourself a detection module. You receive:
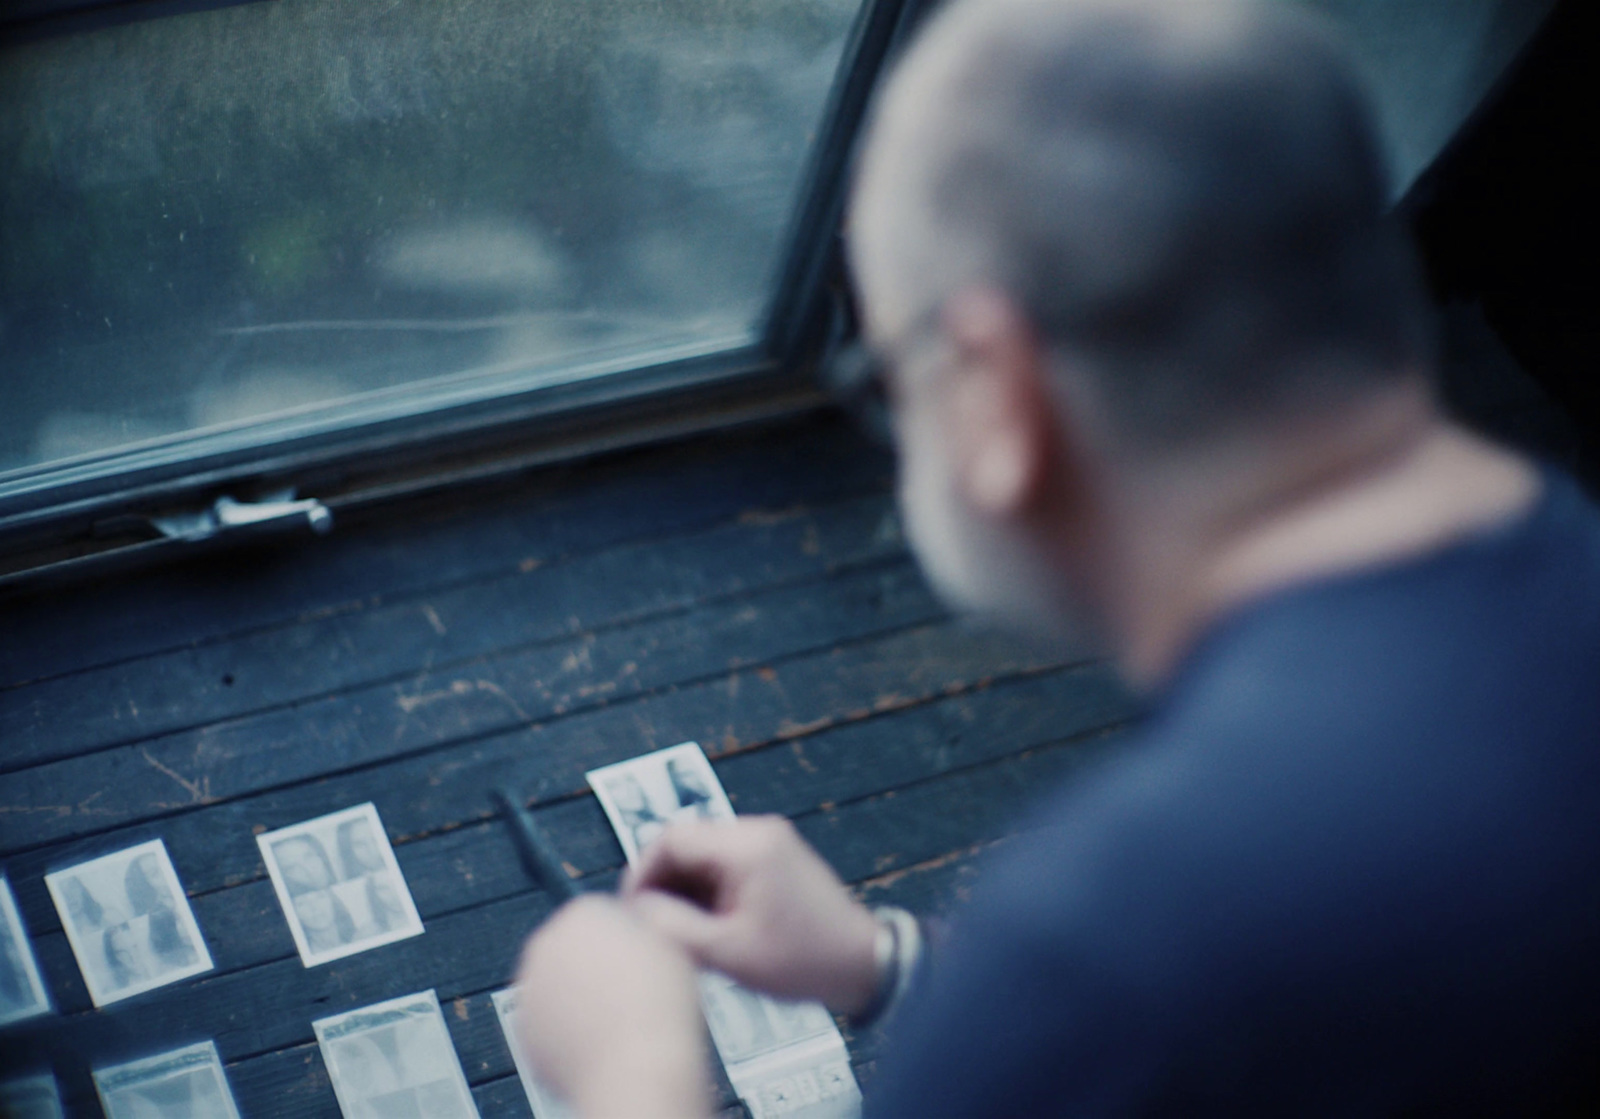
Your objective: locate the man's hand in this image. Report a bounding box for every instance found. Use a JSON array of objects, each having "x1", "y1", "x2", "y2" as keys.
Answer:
[
  {"x1": 514, "y1": 895, "x2": 710, "y2": 1119},
  {"x1": 622, "y1": 816, "x2": 881, "y2": 1017}
]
